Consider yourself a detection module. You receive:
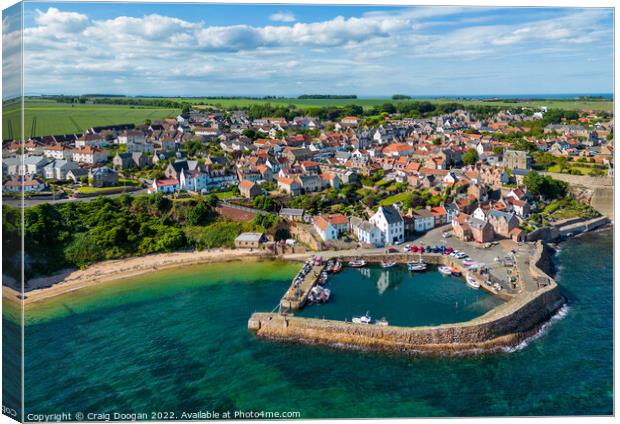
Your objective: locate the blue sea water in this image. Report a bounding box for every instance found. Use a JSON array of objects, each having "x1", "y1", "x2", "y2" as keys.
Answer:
[{"x1": 14, "y1": 230, "x2": 613, "y2": 418}]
